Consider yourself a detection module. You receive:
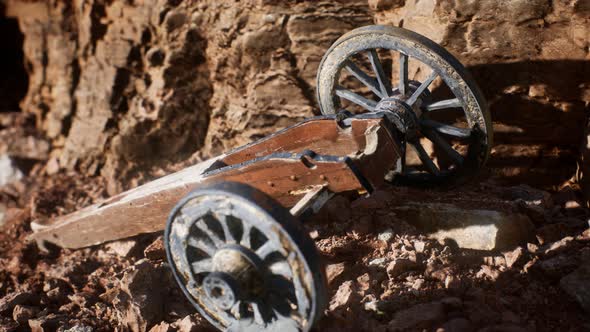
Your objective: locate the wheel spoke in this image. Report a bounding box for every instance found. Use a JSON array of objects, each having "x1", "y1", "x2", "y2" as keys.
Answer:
[
  {"x1": 240, "y1": 222, "x2": 251, "y2": 248},
  {"x1": 196, "y1": 218, "x2": 224, "y2": 248},
  {"x1": 335, "y1": 86, "x2": 377, "y2": 111},
  {"x1": 344, "y1": 60, "x2": 385, "y2": 98},
  {"x1": 251, "y1": 301, "x2": 274, "y2": 325},
  {"x1": 269, "y1": 261, "x2": 293, "y2": 279},
  {"x1": 255, "y1": 241, "x2": 275, "y2": 260},
  {"x1": 230, "y1": 301, "x2": 242, "y2": 318},
  {"x1": 399, "y1": 53, "x2": 408, "y2": 95},
  {"x1": 217, "y1": 214, "x2": 236, "y2": 243},
  {"x1": 406, "y1": 71, "x2": 438, "y2": 106},
  {"x1": 409, "y1": 140, "x2": 440, "y2": 175},
  {"x1": 252, "y1": 302, "x2": 265, "y2": 325},
  {"x1": 421, "y1": 119, "x2": 471, "y2": 138},
  {"x1": 187, "y1": 237, "x2": 216, "y2": 257},
  {"x1": 423, "y1": 98, "x2": 462, "y2": 111},
  {"x1": 367, "y1": 49, "x2": 391, "y2": 97},
  {"x1": 191, "y1": 258, "x2": 213, "y2": 274},
  {"x1": 422, "y1": 128, "x2": 464, "y2": 165}
]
